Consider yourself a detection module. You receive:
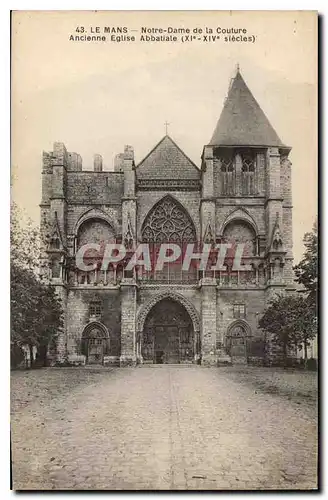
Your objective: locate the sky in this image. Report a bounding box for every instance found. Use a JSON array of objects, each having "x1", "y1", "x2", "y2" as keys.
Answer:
[{"x1": 11, "y1": 10, "x2": 317, "y2": 262}]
